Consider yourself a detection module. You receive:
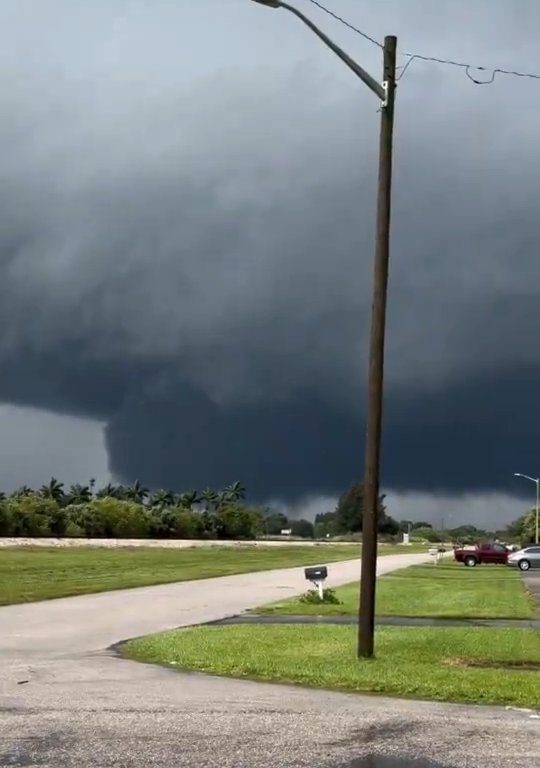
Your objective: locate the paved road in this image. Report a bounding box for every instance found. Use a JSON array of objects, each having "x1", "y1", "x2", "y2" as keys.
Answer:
[{"x1": 1, "y1": 553, "x2": 538, "y2": 768}]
